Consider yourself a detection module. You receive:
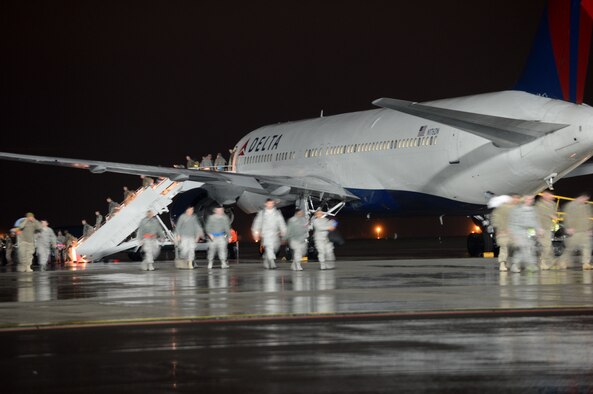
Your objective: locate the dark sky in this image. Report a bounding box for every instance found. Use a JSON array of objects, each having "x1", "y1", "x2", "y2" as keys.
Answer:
[{"x1": 1, "y1": 0, "x2": 587, "y2": 237}]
